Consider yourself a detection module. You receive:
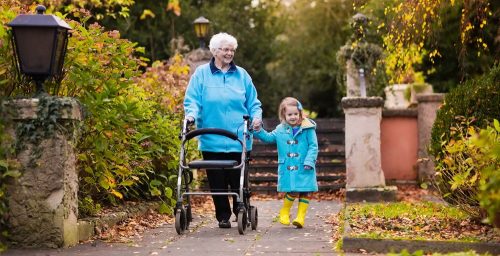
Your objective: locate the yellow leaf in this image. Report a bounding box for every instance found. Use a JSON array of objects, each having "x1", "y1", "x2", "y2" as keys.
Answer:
[
  {"x1": 111, "y1": 189, "x2": 123, "y2": 199},
  {"x1": 104, "y1": 130, "x2": 113, "y2": 138},
  {"x1": 140, "y1": 9, "x2": 155, "y2": 20},
  {"x1": 167, "y1": 0, "x2": 181, "y2": 16},
  {"x1": 468, "y1": 126, "x2": 476, "y2": 136}
]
